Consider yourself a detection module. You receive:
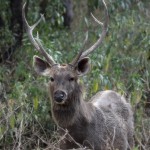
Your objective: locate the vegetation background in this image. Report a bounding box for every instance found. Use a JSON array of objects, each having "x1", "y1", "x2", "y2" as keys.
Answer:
[{"x1": 0, "y1": 0, "x2": 149, "y2": 149}]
